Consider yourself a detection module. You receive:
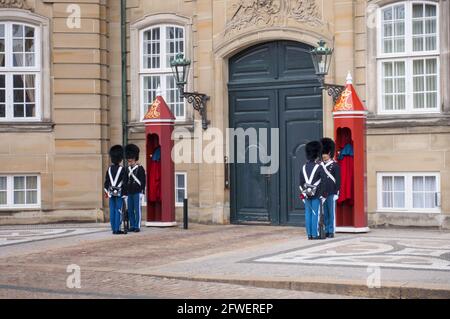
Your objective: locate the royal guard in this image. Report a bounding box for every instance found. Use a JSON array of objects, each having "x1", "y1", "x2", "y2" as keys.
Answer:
[
  {"x1": 320, "y1": 138, "x2": 341, "y2": 238},
  {"x1": 104, "y1": 145, "x2": 127, "y2": 235},
  {"x1": 125, "y1": 144, "x2": 146, "y2": 232}
]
